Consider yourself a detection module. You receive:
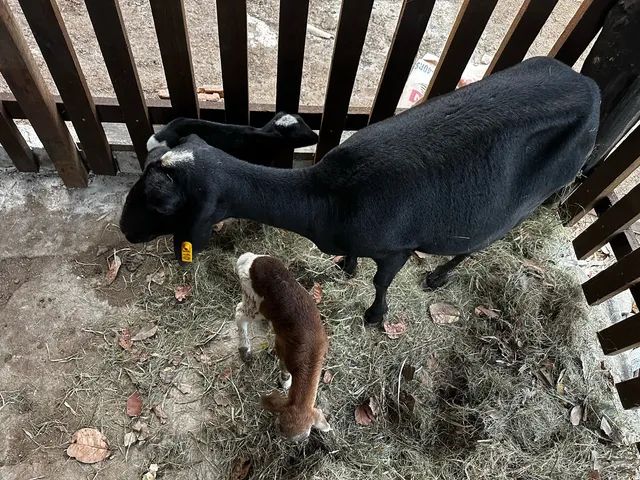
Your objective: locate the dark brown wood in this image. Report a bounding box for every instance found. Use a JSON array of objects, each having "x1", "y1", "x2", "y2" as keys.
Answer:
[
  {"x1": 549, "y1": 0, "x2": 617, "y2": 66},
  {"x1": 274, "y1": 0, "x2": 310, "y2": 168},
  {"x1": 424, "y1": 0, "x2": 499, "y2": 101},
  {"x1": 0, "y1": 2, "x2": 86, "y2": 187},
  {"x1": 85, "y1": 0, "x2": 153, "y2": 167},
  {"x1": 315, "y1": 0, "x2": 375, "y2": 161},
  {"x1": 563, "y1": 125, "x2": 640, "y2": 226},
  {"x1": 0, "y1": 102, "x2": 37, "y2": 172},
  {"x1": 598, "y1": 312, "x2": 640, "y2": 355},
  {"x1": 149, "y1": 0, "x2": 199, "y2": 119},
  {"x1": 19, "y1": 0, "x2": 115, "y2": 175},
  {"x1": 216, "y1": 0, "x2": 249, "y2": 125},
  {"x1": 582, "y1": 247, "x2": 640, "y2": 305},
  {"x1": 0, "y1": 92, "x2": 373, "y2": 133},
  {"x1": 573, "y1": 183, "x2": 640, "y2": 259},
  {"x1": 615, "y1": 376, "x2": 640, "y2": 409},
  {"x1": 485, "y1": 0, "x2": 558, "y2": 76},
  {"x1": 368, "y1": 0, "x2": 436, "y2": 124}
]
